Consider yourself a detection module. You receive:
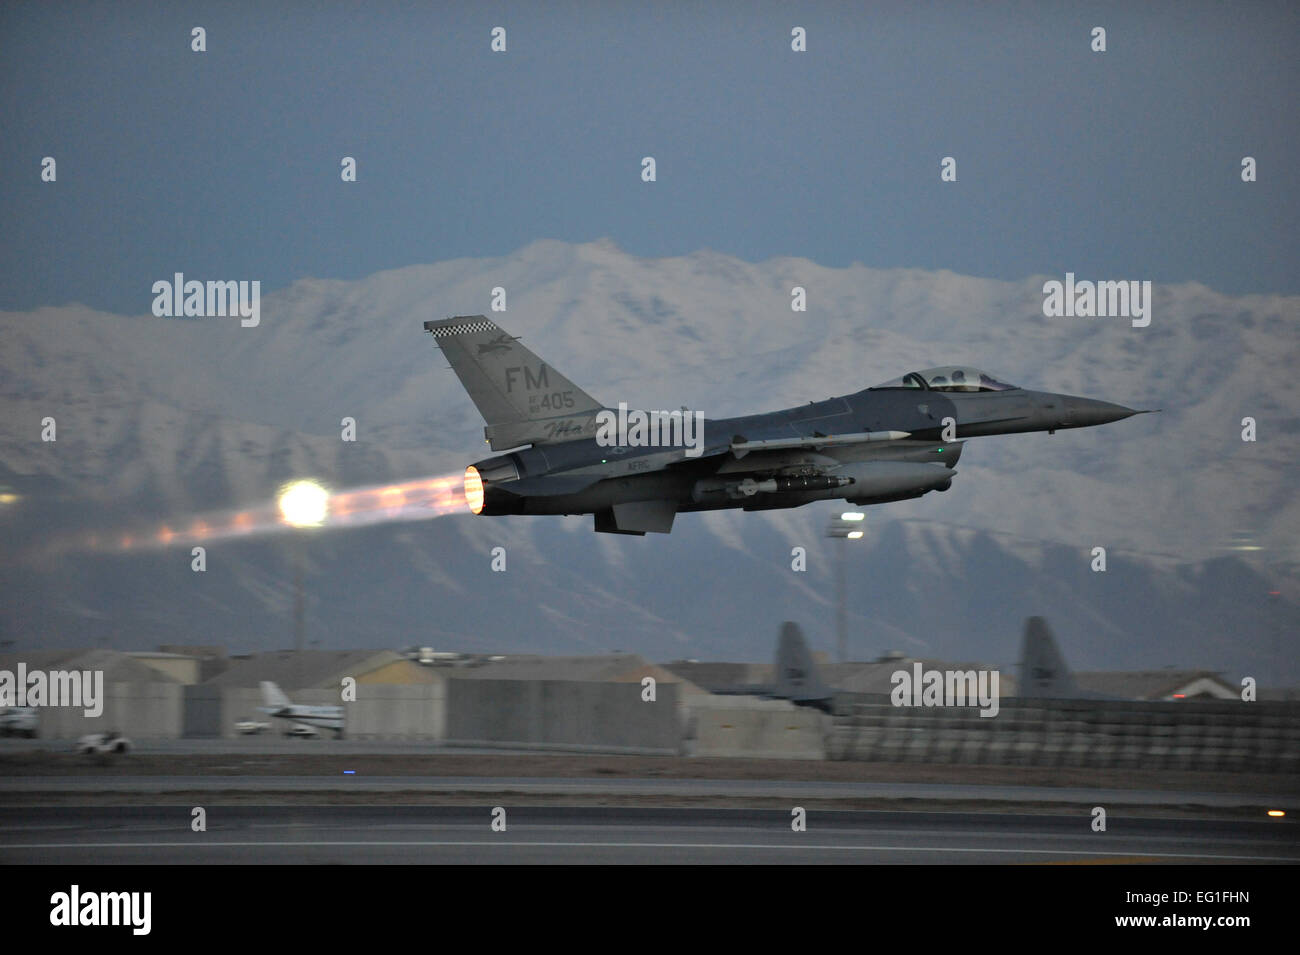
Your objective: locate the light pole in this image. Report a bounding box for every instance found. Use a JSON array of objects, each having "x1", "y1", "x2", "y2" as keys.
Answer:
[
  {"x1": 277, "y1": 480, "x2": 328, "y2": 657},
  {"x1": 825, "y1": 513, "x2": 865, "y2": 663}
]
